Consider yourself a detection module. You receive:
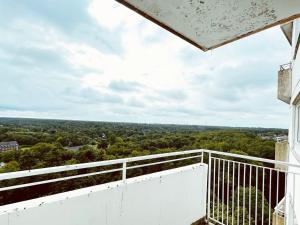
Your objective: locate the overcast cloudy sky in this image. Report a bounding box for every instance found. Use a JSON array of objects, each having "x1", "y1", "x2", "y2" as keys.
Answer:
[{"x1": 0, "y1": 0, "x2": 292, "y2": 128}]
